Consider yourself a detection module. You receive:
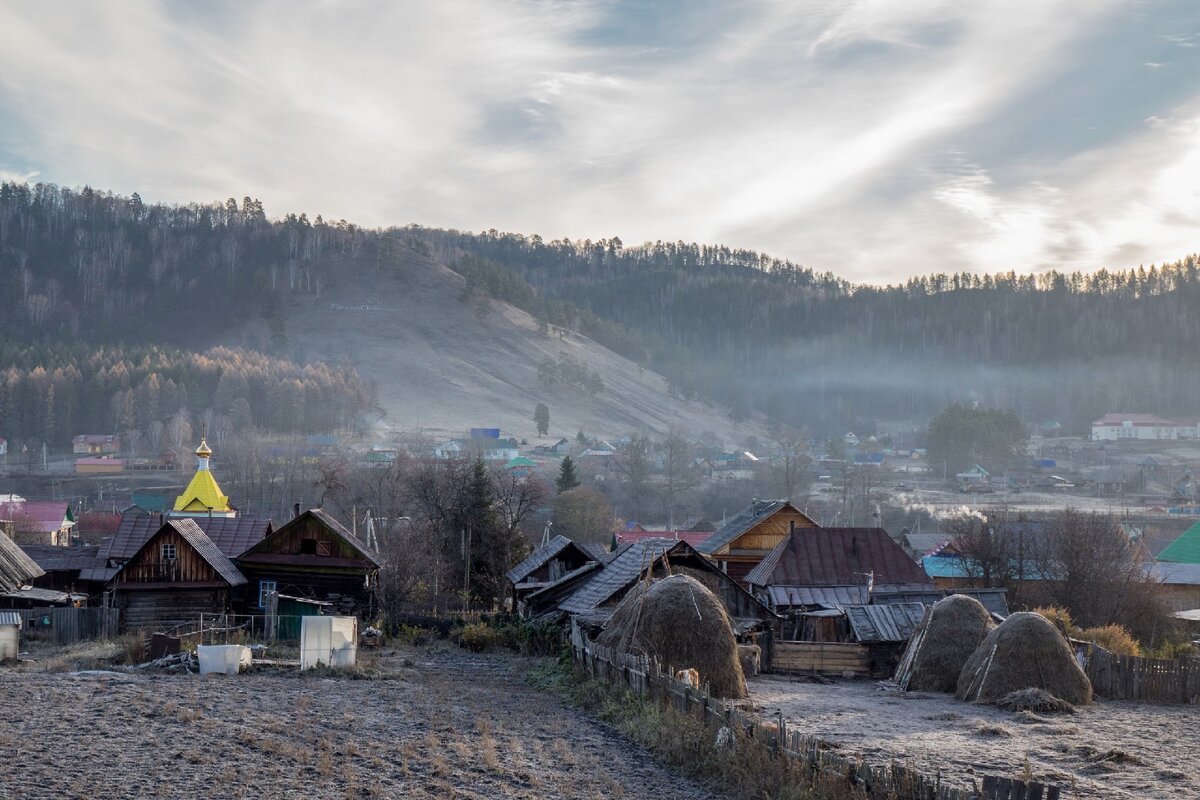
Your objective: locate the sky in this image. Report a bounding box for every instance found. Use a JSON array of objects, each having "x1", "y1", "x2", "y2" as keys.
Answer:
[{"x1": 2, "y1": 1, "x2": 1200, "y2": 283}]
